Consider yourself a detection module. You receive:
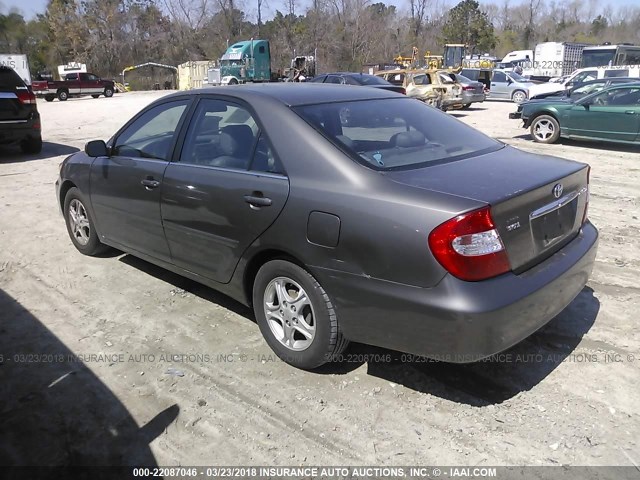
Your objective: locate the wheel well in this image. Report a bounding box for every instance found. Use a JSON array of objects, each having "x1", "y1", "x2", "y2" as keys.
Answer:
[
  {"x1": 242, "y1": 249, "x2": 305, "y2": 306},
  {"x1": 527, "y1": 110, "x2": 557, "y2": 127},
  {"x1": 58, "y1": 180, "x2": 76, "y2": 210}
]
